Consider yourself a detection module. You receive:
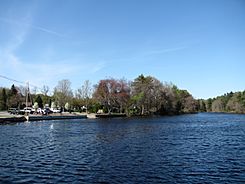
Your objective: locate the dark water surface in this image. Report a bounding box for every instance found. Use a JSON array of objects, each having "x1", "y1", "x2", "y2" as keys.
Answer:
[{"x1": 0, "y1": 113, "x2": 245, "y2": 183}]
